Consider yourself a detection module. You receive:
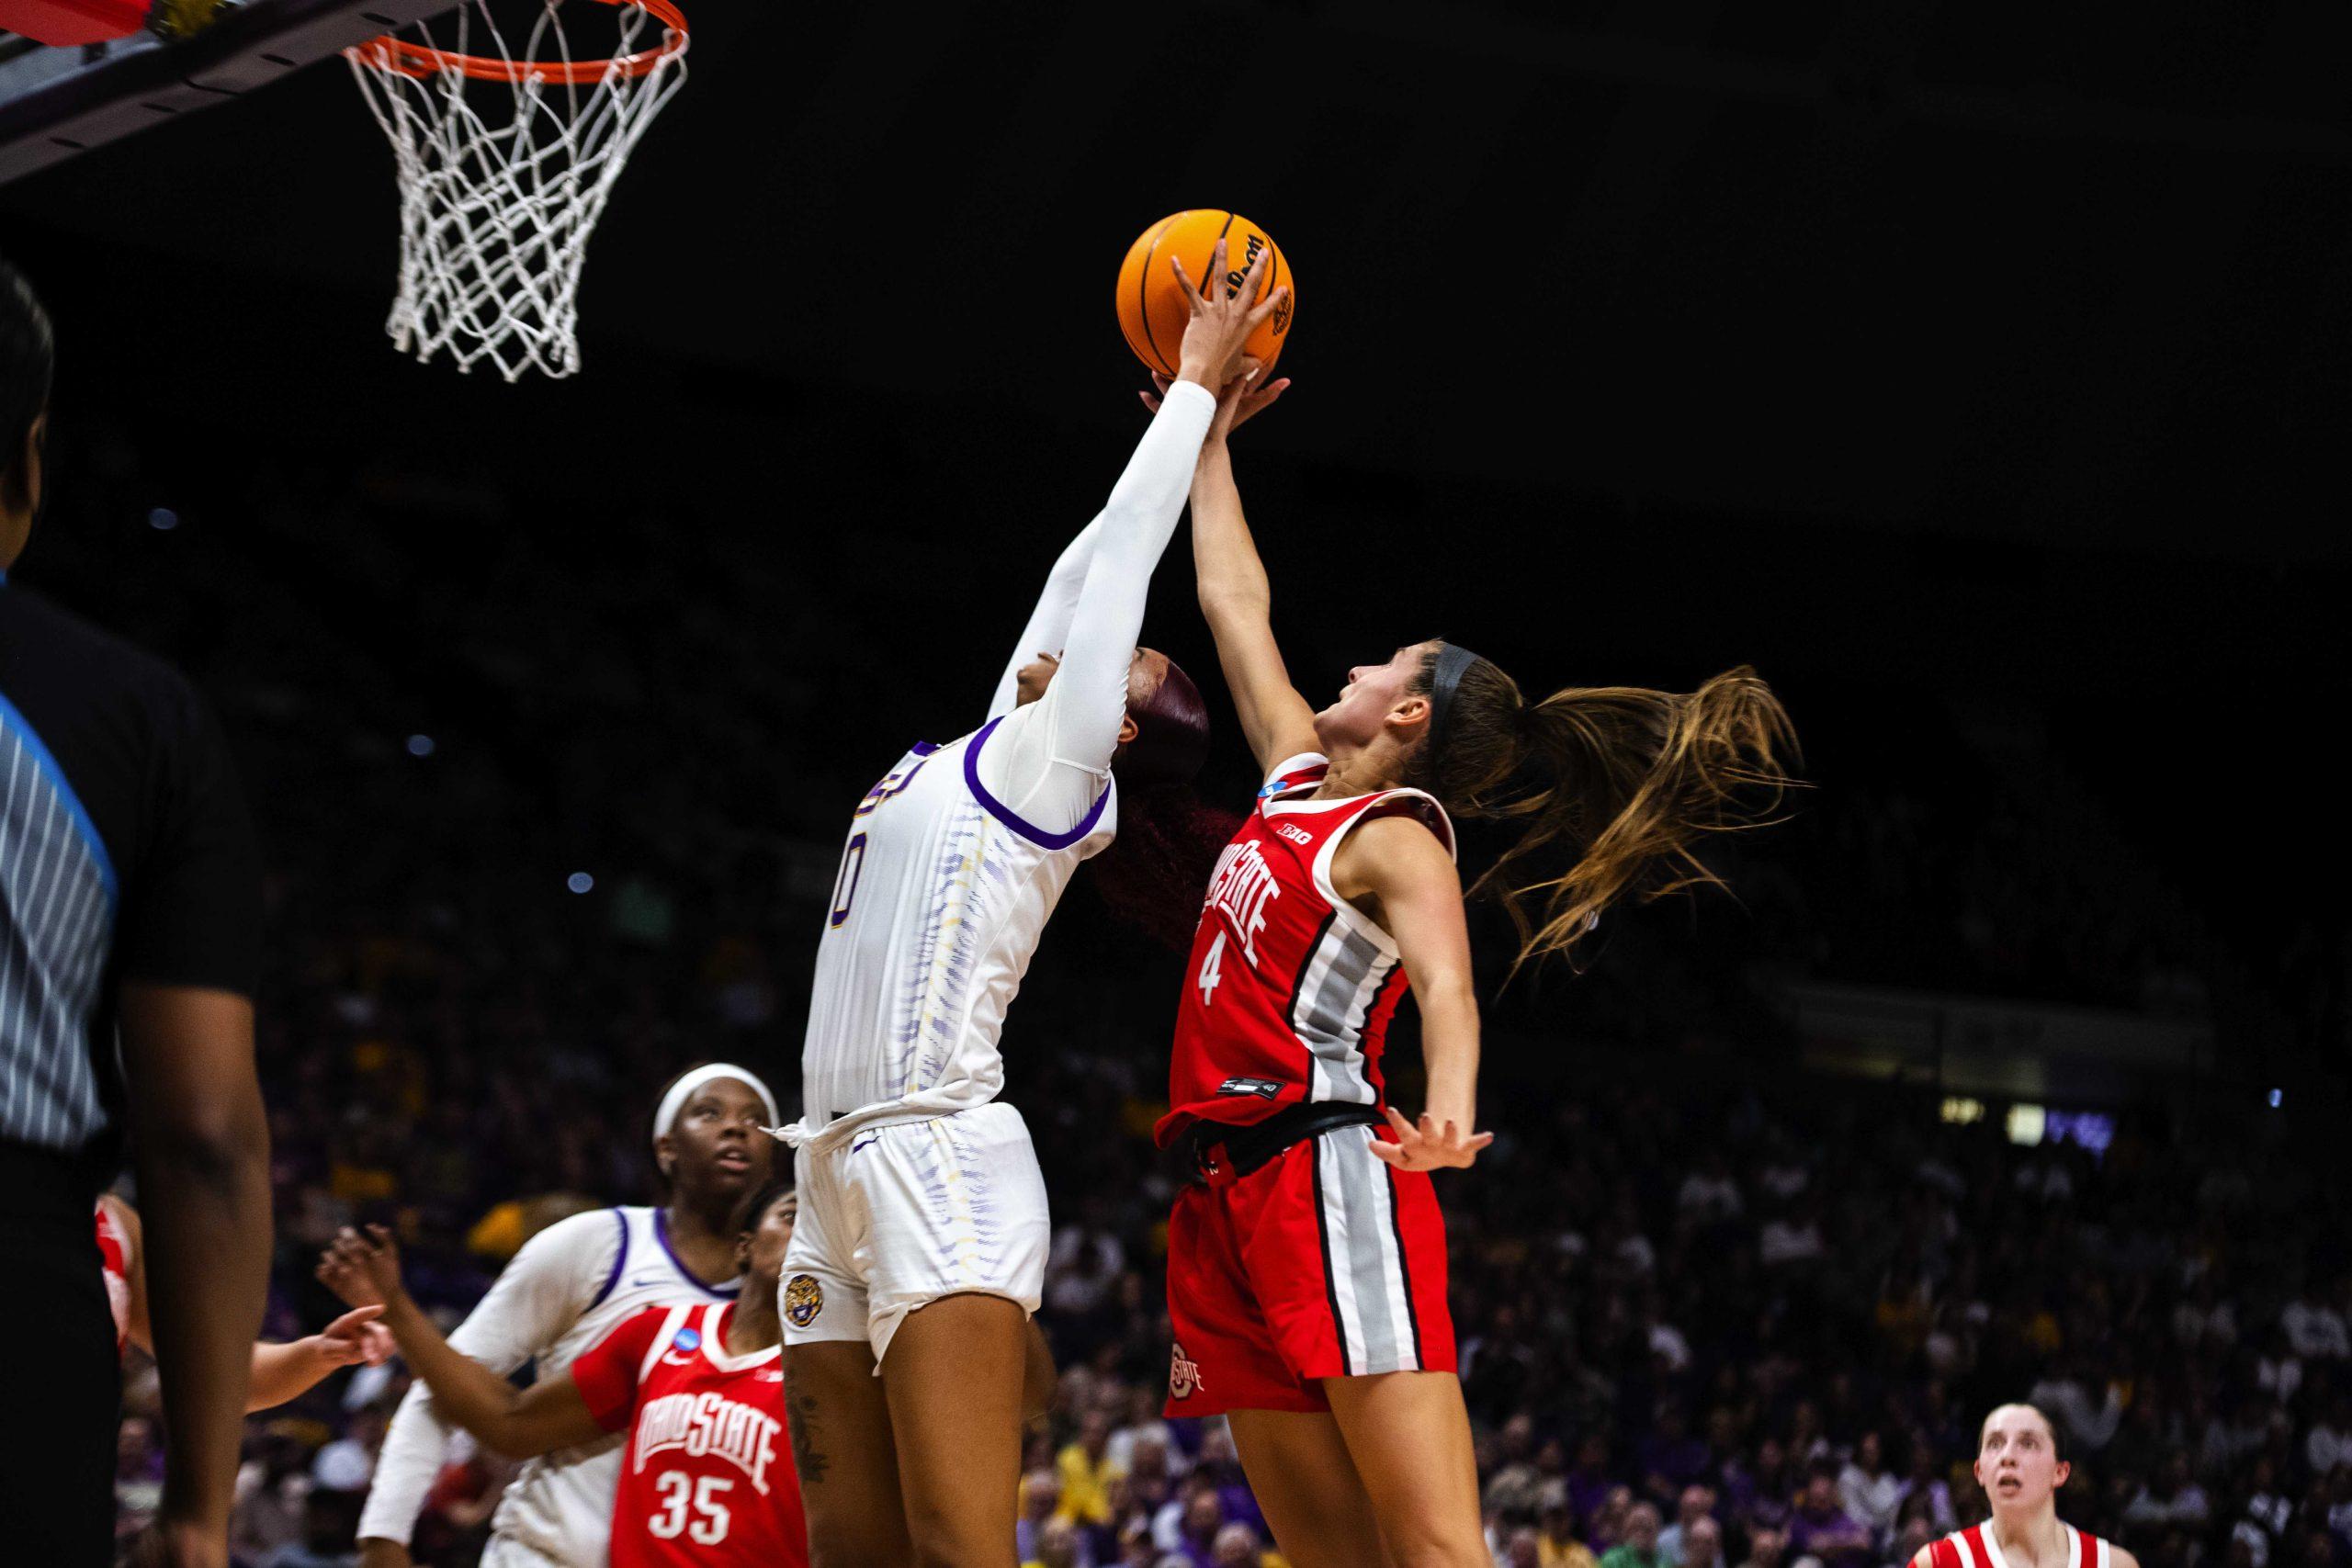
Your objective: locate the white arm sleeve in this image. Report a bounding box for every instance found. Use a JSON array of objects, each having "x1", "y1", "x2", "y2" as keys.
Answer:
[
  {"x1": 987, "y1": 515, "x2": 1105, "y2": 720},
  {"x1": 356, "y1": 1212, "x2": 618, "y2": 1546},
  {"x1": 978, "y1": 380, "x2": 1216, "y2": 828}
]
